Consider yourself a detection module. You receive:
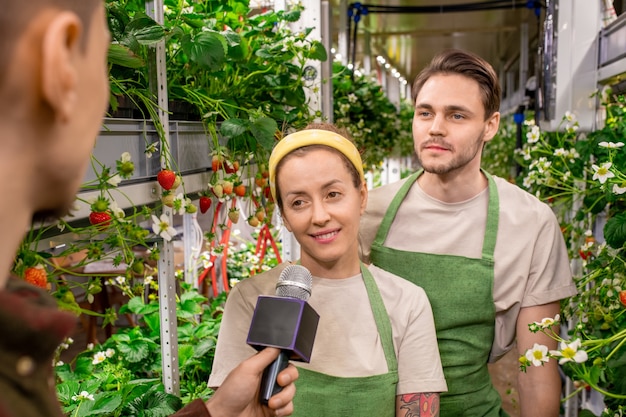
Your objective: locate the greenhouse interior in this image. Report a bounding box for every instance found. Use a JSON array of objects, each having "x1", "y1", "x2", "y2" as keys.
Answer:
[{"x1": 4, "y1": 0, "x2": 626, "y2": 416}]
